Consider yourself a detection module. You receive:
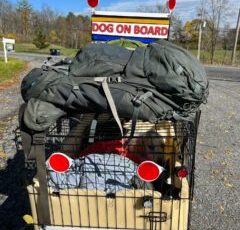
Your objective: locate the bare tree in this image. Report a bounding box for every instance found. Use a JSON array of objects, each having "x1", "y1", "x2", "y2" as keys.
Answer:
[
  {"x1": 0, "y1": 0, "x2": 14, "y2": 35},
  {"x1": 198, "y1": 0, "x2": 230, "y2": 63},
  {"x1": 0, "y1": 0, "x2": 91, "y2": 48},
  {"x1": 138, "y1": 2, "x2": 169, "y2": 13},
  {"x1": 17, "y1": 0, "x2": 32, "y2": 40}
]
